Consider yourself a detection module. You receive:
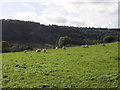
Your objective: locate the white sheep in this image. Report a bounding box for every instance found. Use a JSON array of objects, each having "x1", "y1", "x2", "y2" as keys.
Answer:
[
  {"x1": 24, "y1": 50, "x2": 27, "y2": 53},
  {"x1": 62, "y1": 46, "x2": 66, "y2": 49},
  {"x1": 55, "y1": 47, "x2": 58, "y2": 49},
  {"x1": 81, "y1": 45, "x2": 85, "y2": 48},
  {"x1": 36, "y1": 49, "x2": 41, "y2": 53},
  {"x1": 116, "y1": 41, "x2": 118, "y2": 44},
  {"x1": 82, "y1": 45, "x2": 89, "y2": 48},
  {"x1": 85, "y1": 45, "x2": 89, "y2": 48},
  {"x1": 43, "y1": 48, "x2": 47, "y2": 52}
]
